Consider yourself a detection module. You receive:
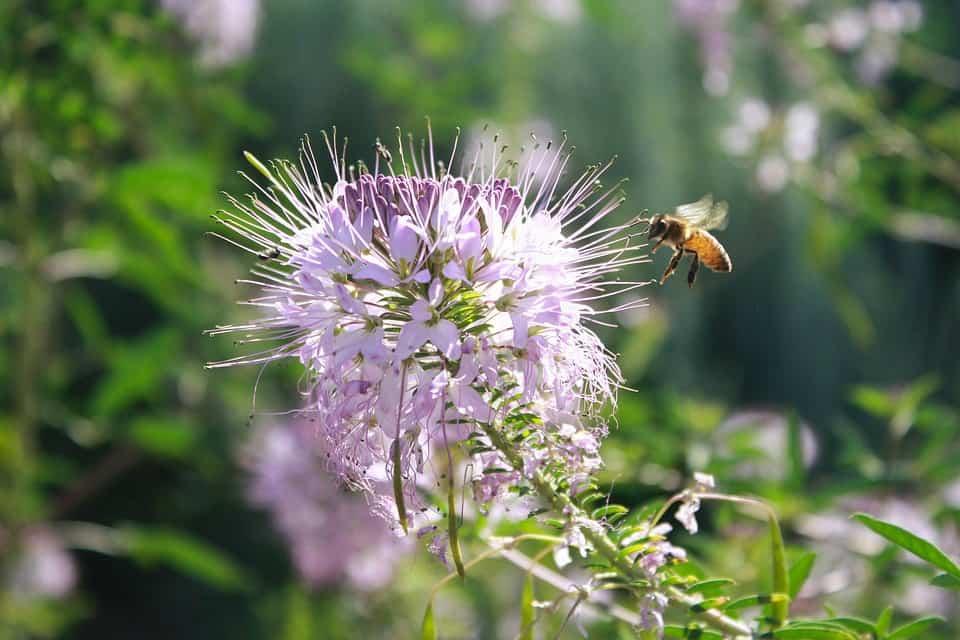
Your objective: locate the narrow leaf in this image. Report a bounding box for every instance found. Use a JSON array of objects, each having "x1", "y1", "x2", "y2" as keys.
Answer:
[
  {"x1": 768, "y1": 514, "x2": 790, "y2": 626},
  {"x1": 724, "y1": 593, "x2": 788, "y2": 611},
  {"x1": 852, "y1": 513, "x2": 960, "y2": 578},
  {"x1": 875, "y1": 606, "x2": 893, "y2": 636},
  {"x1": 421, "y1": 601, "x2": 437, "y2": 640},
  {"x1": 824, "y1": 617, "x2": 875, "y2": 634},
  {"x1": 930, "y1": 572, "x2": 960, "y2": 590},
  {"x1": 686, "y1": 578, "x2": 736, "y2": 595},
  {"x1": 772, "y1": 628, "x2": 856, "y2": 640},
  {"x1": 519, "y1": 573, "x2": 535, "y2": 640},
  {"x1": 787, "y1": 552, "x2": 816, "y2": 599},
  {"x1": 663, "y1": 625, "x2": 723, "y2": 639},
  {"x1": 888, "y1": 616, "x2": 944, "y2": 640}
]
